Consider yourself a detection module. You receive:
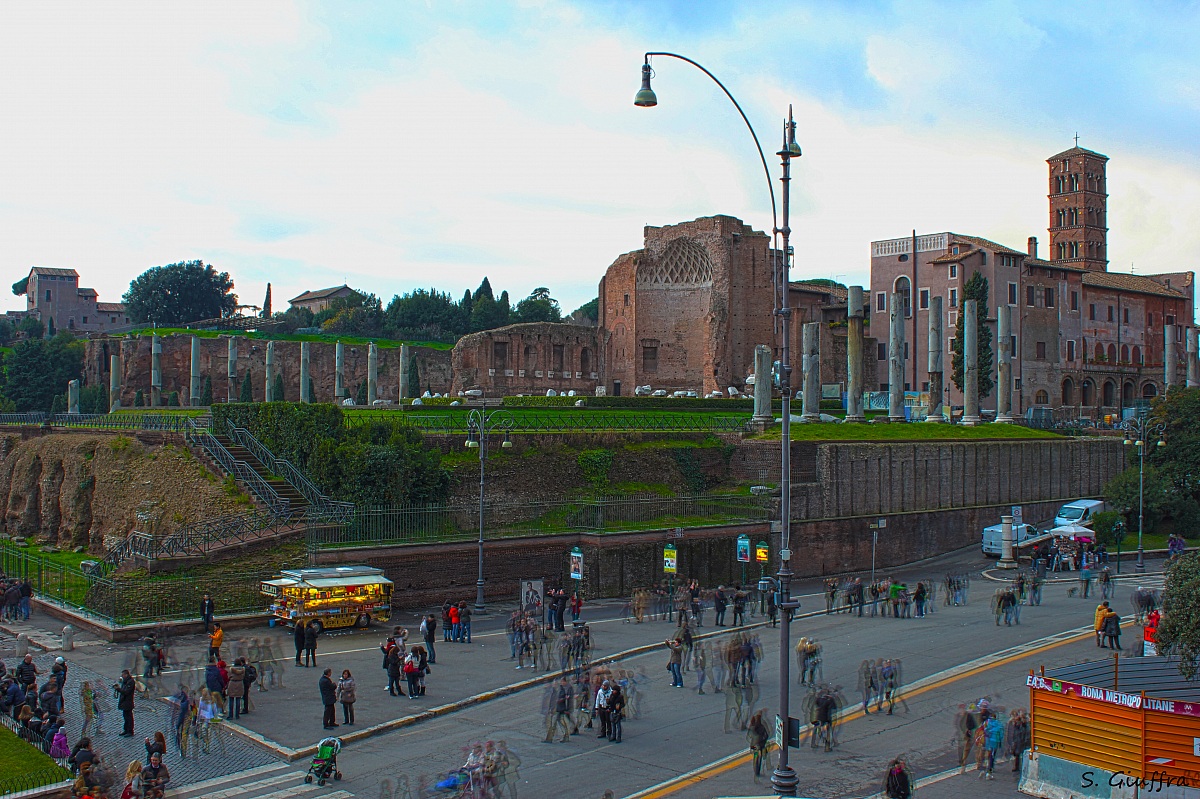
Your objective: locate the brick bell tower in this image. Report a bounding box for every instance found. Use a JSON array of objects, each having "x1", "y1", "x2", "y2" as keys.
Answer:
[{"x1": 1047, "y1": 141, "x2": 1109, "y2": 271}]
